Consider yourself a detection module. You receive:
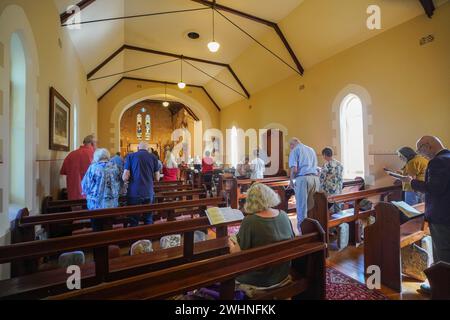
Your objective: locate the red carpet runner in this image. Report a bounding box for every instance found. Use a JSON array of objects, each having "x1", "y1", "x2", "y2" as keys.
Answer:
[{"x1": 326, "y1": 267, "x2": 388, "y2": 300}]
